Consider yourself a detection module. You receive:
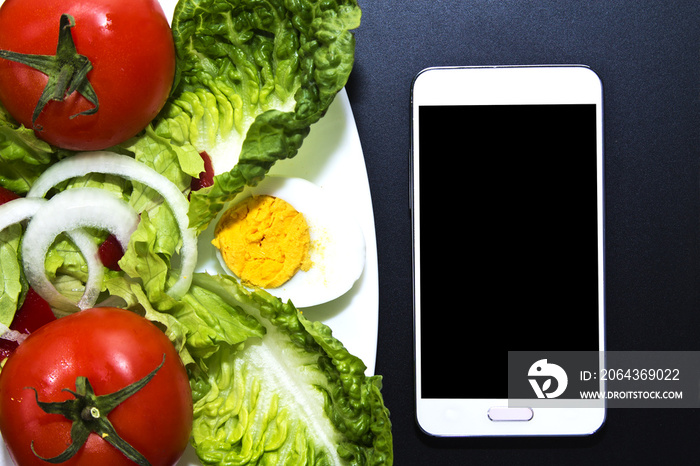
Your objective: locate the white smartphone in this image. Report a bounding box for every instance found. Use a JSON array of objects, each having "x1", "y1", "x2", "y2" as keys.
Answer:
[{"x1": 411, "y1": 65, "x2": 606, "y2": 436}]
